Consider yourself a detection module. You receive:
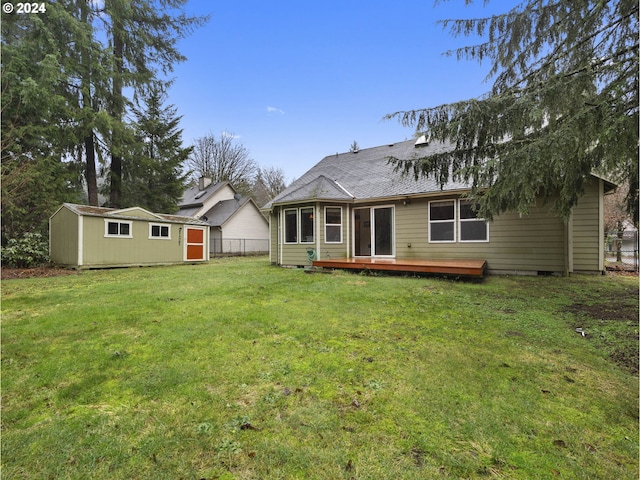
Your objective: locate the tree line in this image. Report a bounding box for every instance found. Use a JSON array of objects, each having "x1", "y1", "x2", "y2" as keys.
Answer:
[{"x1": 1, "y1": 2, "x2": 287, "y2": 244}]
